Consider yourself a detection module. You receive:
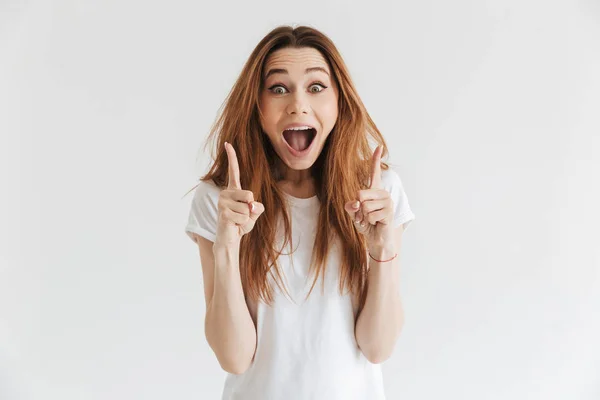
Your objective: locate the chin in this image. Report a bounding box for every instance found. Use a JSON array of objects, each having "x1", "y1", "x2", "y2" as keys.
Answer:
[{"x1": 281, "y1": 154, "x2": 317, "y2": 169}]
